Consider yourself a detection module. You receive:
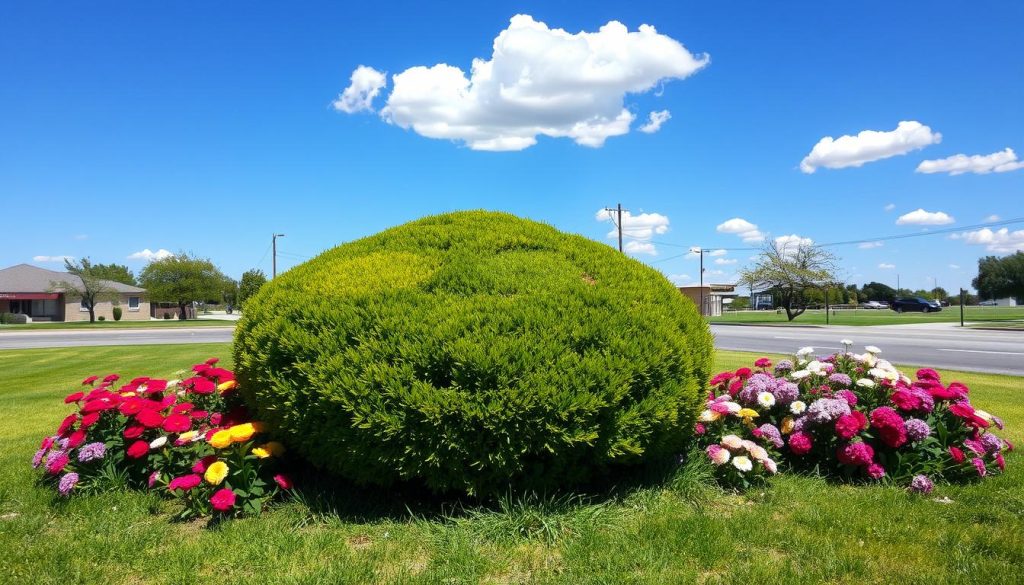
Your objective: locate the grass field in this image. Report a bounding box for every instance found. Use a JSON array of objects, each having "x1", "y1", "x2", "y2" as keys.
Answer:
[
  {"x1": 1, "y1": 344, "x2": 1021, "y2": 584},
  {"x1": 0, "y1": 319, "x2": 235, "y2": 331},
  {"x1": 709, "y1": 306, "x2": 1024, "y2": 326}
]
